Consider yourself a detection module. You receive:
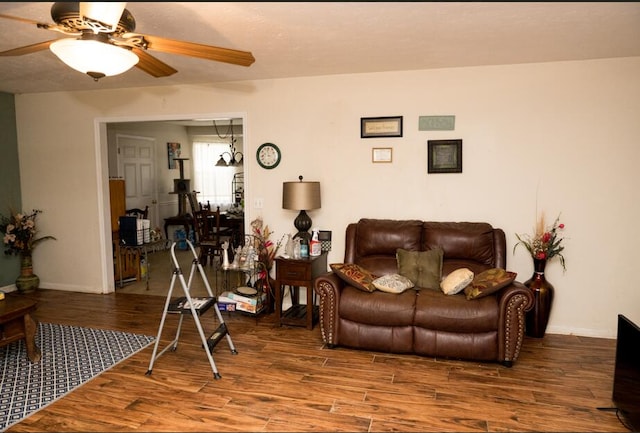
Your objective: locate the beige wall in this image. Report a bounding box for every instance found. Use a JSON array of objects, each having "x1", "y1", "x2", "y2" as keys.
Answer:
[{"x1": 13, "y1": 56, "x2": 640, "y2": 338}]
